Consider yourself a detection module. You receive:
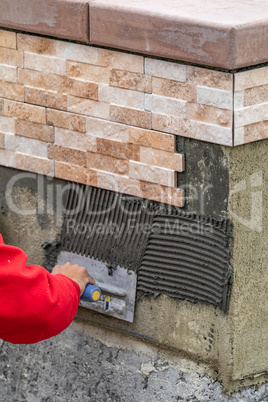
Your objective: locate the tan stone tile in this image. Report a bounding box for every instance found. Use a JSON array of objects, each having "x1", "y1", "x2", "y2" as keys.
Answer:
[
  {"x1": 55, "y1": 128, "x2": 97, "y2": 152},
  {"x1": 197, "y1": 86, "x2": 232, "y2": 110},
  {"x1": 0, "y1": 148, "x2": 16, "y2": 168},
  {"x1": 87, "y1": 151, "x2": 129, "y2": 175},
  {"x1": 110, "y1": 69, "x2": 151, "y2": 93},
  {"x1": 17, "y1": 34, "x2": 99, "y2": 65},
  {"x1": 0, "y1": 81, "x2": 24, "y2": 102},
  {"x1": 24, "y1": 52, "x2": 66, "y2": 75},
  {"x1": 152, "y1": 113, "x2": 233, "y2": 146},
  {"x1": 97, "y1": 170, "x2": 141, "y2": 198},
  {"x1": 96, "y1": 137, "x2": 140, "y2": 161},
  {"x1": 3, "y1": 99, "x2": 46, "y2": 124},
  {"x1": 98, "y1": 48, "x2": 143, "y2": 73},
  {"x1": 140, "y1": 147, "x2": 184, "y2": 172},
  {"x1": 0, "y1": 99, "x2": 3, "y2": 115},
  {"x1": 0, "y1": 64, "x2": 17, "y2": 83},
  {"x1": 0, "y1": 30, "x2": 16, "y2": 49},
  {"x1": 0, "y1": 47, "x2": 23, "y2": 67},
  {"x1": 244, "y1": 121, "x2": 268, "y2": 143},
  {"x1": 15, "y1": 153, "x2": 54, "y2": 177},
  {"x1": 0, "y1": 116, "x2": 15, "y2": 133},
  {"x1": 99, "y1": 84, "x2": 144, "y2": 109},
  {"x1": 129, "y1": 127, "x2": 175, "y2": 152},
  {"x1": 187, "y1": 66, "x2": 232, "y2": 91},
  {"x1": 67, "y1": 96, "x2": 110, "y2": 120},
  {"x1": 18, "y1": 69, "x2": 98, "y2": 100},
  {"x1": 187, "y1": 103, "x2": 232, "y2": 127},
  {"x1": 235, "y1": 67, "x2": 268, "y2": 91},
  {"x1": 110, "y1": 105, "x2": 151, "y2": 129},
  {"x1": 152, "y1": 77, "x2": 196, "y2": 102},
  {"x1": 48, "y1": 144, "x2": 87, "y2": 167},
  {"x1": 15, "y1": 119, "x2": 54, "y2": 143},
  {"x1": 55, "y1": 161, "x2": 97, "y2": 186},
  {"x1": 86, "y1": 117, "x2": 129, "y2": 142},
  {"x1": 25, "y1": 87, "x2": 67, "y2": 110},
  {"x1": 129, "y1": 160, "x2": 175, "y2": 187},
  {"x1": 243, "y1": 84, "x2": 268, "y2": 107},
  {"x1": 47, "y1": 109, "x2": 86, "y2": 133},
  {"x1": 0, "y1": 132, "x2": 4, "y2": 148},
  {"x1": 140, "y1": 181, "x2": 184, "y2": 207},
  {"x1": 67, "y1": 61, "x2": 109, "y2": 84}
]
